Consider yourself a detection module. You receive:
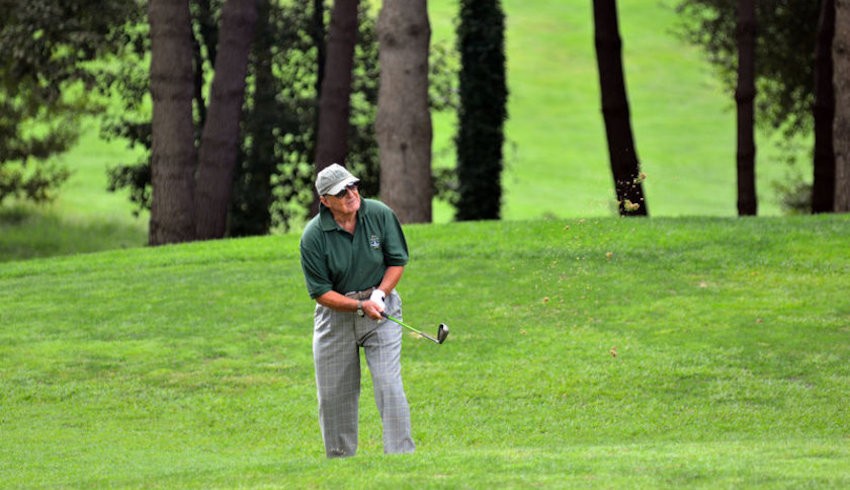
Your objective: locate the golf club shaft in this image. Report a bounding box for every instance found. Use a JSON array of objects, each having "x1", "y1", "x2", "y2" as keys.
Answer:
[{"x1": 381, "y1": 312, "x2": 440, "y2": 343}]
